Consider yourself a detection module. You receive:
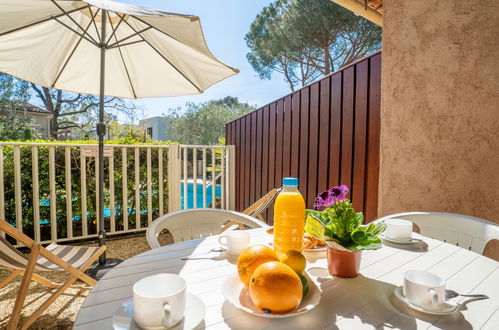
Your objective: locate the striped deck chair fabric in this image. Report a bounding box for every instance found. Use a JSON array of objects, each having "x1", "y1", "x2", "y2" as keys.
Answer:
[
  {"x1": 220, "y1": 188, "x2": 281, "y2": 232},
  {"x1": 0, "y1": 237, "x2": 102, "y2": 272},
  {"x1": 242, "y1": 188, "x2": 281, "y2": 220},
  {"x1": 0, "y1": 219, "x2": 106, "y2": 330}
]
